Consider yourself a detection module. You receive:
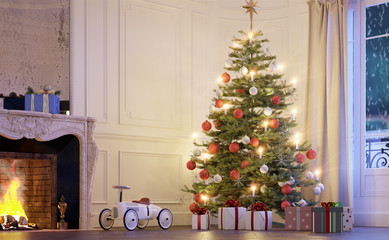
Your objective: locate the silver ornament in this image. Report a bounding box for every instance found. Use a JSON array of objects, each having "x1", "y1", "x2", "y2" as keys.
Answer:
[
  {"x1": 193, "y1": 148, "x2": 201, "y2": 157},
  {"x1": 225, "y1": 60, "x2": 233, "y2": 68},
  {"x1": 214, "y1": 174, "x2": 222, "y2": 183},
  {"x1": 249, "y1": 86, "x2": 258, "y2": 95},
  {"x1": 278, "y1": 181, "x2": 286, "y2": 187},
  {"x1": 305, "y1": 171, "x2": 314, "y2": 180},
  {"x1": 260, "y1": 185, "x2": 267, "y2": 193},
  {"x1": 242, "y1": 136, "x2": 250, "y2": 145},
  {"x1": 263, "y1": 107, "x2": 272, "y2": 116},
  {"x1": 239, "y1": 66, "x2": 248, "y2": 76},
  {"x1": 313, "y1": 186, "x2": 321, "y2": 195},
  {"x1": 209, "y1": 104, "x2": 216, "y2": 112},
  {"x1": 260, "y1": 164, "x2": 268, "y2": 174},
  {"x1": 216, "y1": 89, "x2": 223, "y2": 96},
  {"x1": 317, "y1": 183, "x2": 325, "y2": 191},
  {"x1": 287, "y1": 177, "x2": 295, "y2": 185}
]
